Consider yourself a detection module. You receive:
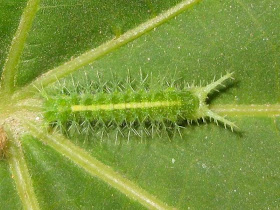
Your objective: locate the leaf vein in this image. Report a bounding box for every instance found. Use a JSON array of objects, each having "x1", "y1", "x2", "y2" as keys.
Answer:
[
  {"x1": 12, "y1": 0, "x2": 202, "y2": 101},
  {"x1": 0, "y1": 0, "x2": 40, "y2": 94}
]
